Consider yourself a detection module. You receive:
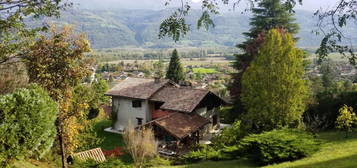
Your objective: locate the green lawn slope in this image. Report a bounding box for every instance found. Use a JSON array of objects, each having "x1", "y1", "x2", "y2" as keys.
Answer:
[
  {"x1": 13, "y1": 131, "x2": 357, "y2": 168},
  {"x1": 159, "y1": 131, "x2": 357, "y2": 168}
]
